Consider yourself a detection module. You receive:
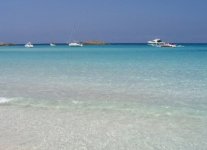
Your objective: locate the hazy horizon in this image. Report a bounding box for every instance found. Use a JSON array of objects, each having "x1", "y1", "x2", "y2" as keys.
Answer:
[
  {"x1": 2, "y1": 42, "x2": 207, "y2": 45},
  {"x1": 0, "y1": 0, "x2": 207, "y2": 43}
]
